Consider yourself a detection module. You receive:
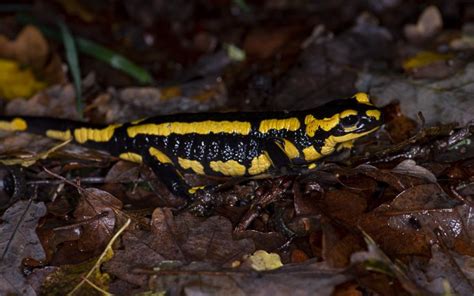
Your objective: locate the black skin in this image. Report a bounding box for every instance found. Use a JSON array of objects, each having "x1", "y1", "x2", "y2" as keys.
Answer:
[{"x1": 0, "y1": 97, "x2": 383, "y2": 199}]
